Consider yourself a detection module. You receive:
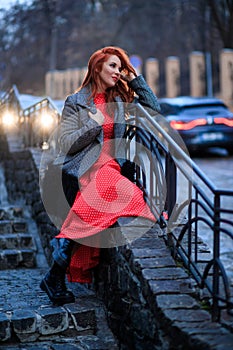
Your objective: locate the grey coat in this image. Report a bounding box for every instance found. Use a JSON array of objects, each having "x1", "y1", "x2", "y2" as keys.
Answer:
[{"x1": 54, "y1": 75, "x2": 160, "y2": 179}]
